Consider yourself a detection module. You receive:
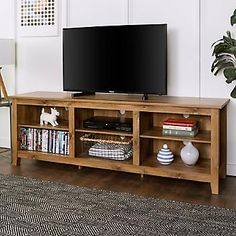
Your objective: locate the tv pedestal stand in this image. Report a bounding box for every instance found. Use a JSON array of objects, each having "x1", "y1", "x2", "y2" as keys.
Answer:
[
  {"x1": 71, "y1": 92, "x2": 95, "y2": 98},
  {"x1": 142, "y1": 94, "x2": 149, "y2": 100}
]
